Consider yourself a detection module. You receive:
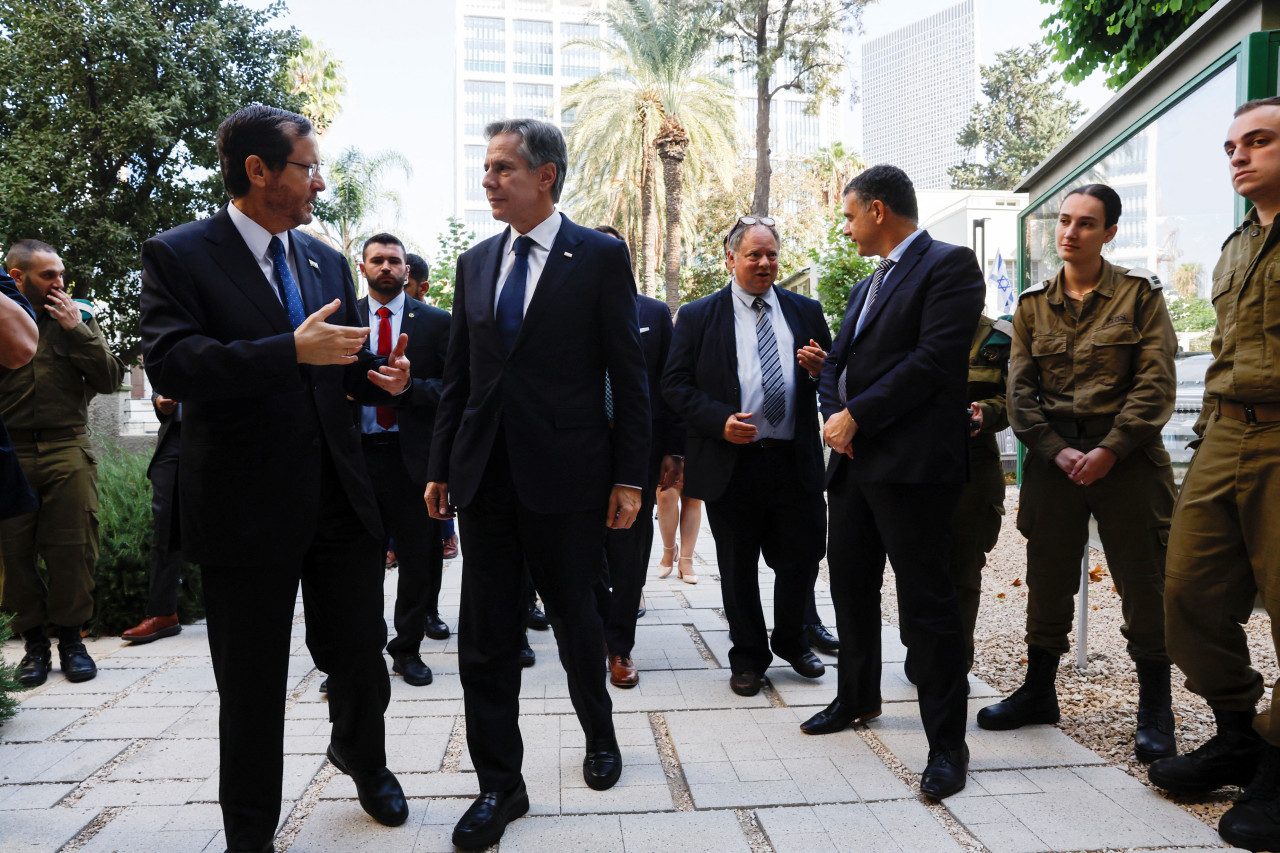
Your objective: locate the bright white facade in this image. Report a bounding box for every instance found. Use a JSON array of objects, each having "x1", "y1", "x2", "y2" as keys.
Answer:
[
  {"x1": 860, "y1": 0, "x2": 978, "y2": 190},
  {"x1": 918, "y1": 188, "x2": 1026, "y2": 315}
]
